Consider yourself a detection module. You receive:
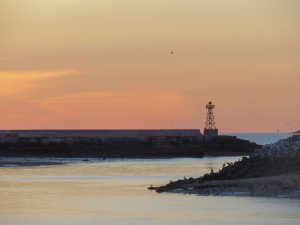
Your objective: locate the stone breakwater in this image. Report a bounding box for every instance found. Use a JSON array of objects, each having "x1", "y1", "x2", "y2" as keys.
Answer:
[
  {"x1": 200, "y1": 135, "x2": 261, "y2": 156},
  {"x1": 152, "y1": 135, "x2": 300, "y2": 197},
  {"x1": 0, "y1": 130, "x2": 260, "y2": 158},
  {"x1": 0, "y1": 130, "x2": 204, "y2": 158}
]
